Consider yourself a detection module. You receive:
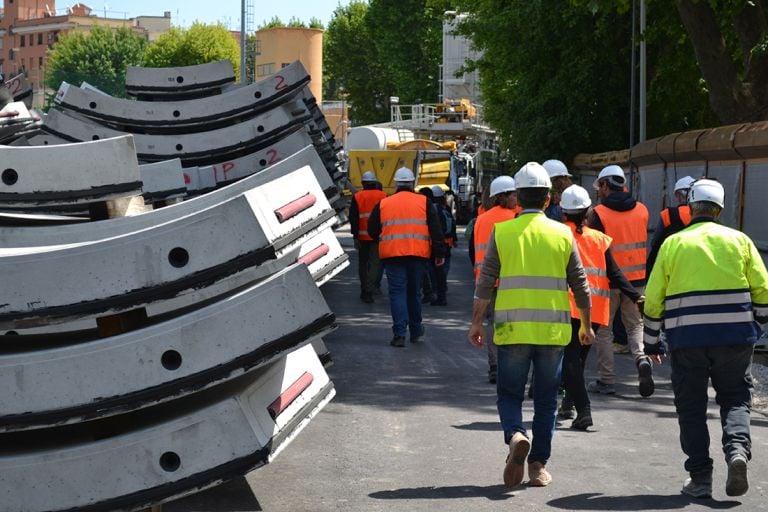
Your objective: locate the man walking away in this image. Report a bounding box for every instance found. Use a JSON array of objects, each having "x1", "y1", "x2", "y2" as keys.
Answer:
[
  {"x1": 643, "y1": 179, "x2": 768, "y2": 499},
  {"x1": 646, "y1": 175, "x2": 695, "y2": 275},
  {"x1": 349, "y1": 171, "x2": 387, "y2": 303},
  {"x1": 368, "y1": 167, "x2": 445, "y2": 347},
  {"x1": 430, "y1": 185, "x2": 457, "y2": 306},
  {"x1": 468, "y1": 162, "x2": 594, "y2": 488},
  {"x1": 542, "y1": 159, "x2": 573, "y2": 222},
  {"x1": 587, "y1": 165, "x2": 654, "y2": 397}
]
